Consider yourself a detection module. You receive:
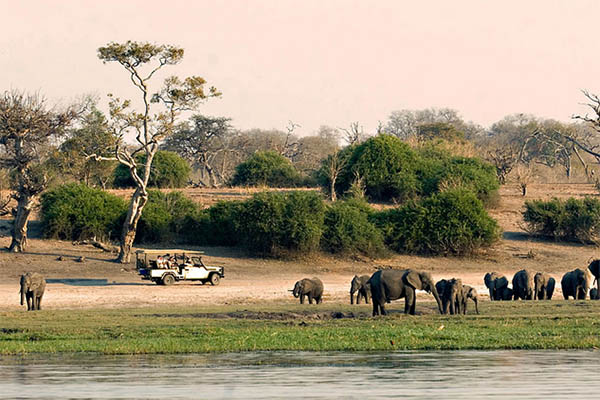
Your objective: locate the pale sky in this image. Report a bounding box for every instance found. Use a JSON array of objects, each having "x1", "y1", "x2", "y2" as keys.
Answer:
[{"x1": 2, "y1": 0, "x2": 599, "y2": 136}]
